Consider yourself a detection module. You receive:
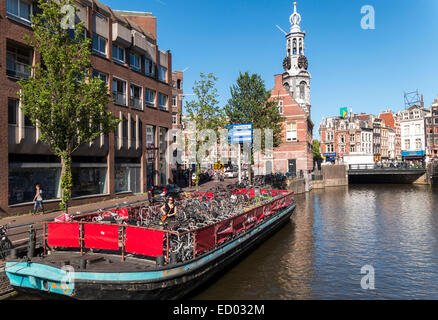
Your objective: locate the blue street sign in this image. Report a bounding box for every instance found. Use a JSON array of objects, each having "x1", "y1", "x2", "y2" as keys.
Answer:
[{"x1": 227, "y1": 123, "x2": 253, "y2": 143}]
